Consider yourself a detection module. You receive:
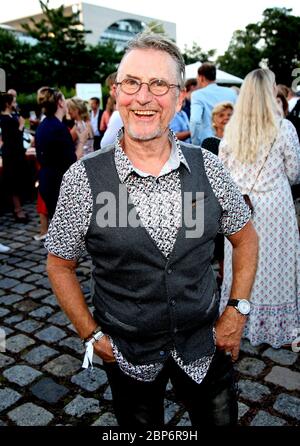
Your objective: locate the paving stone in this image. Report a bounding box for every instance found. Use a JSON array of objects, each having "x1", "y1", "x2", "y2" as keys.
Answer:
[
  {"x1": 0, "y1": 294, "x2": 24, "y2": 305},
  {"x1": 5, "y1": 269, "x2": 29, "y2": 279},
  {"x1": 0, "y1": 387, "x2": 22, "y2": 412},
  {"x1": 164, "y1": 400, "x2": 181, "y2": 424},
  {"x1": 238, "y1": 402, "x2": 249, "y2": 419},
  {"x1": 43, "y1": 354, "x2": 82, "y2": 377},
  {"x1": 250, "y1": 411, "x2": 286, "y2": 426},
  {"x1": 176, "y1": 412, "x2": 191, "y2": 426},
  {"x1": 22, "y1": 345, "x2": 58, "y2": 365},
  {"x1": 92, "y1": 412, "x2": 118, "y2": 426},
  {"x1": 59, "y1": 337, "x2": 85, "y2": 354},
  {"x1": 4, "y1": 314, "x2": 23, "y2": 325},
  {"x1": 71, "y1": 368, "x2": 108, "y2": 391},
  {"x1": 273, "y1": 394, "x2": 300, "y2": 421},
  {"x1": 1, "y1": 326, "x2": 14, "y2": 337},
  {"x1": 30, "y1": 377, "x2": 69, "y2": 404},
  {"x1": 0, "y1": 278, "x2": 20, "y2": 289},
  {"x1": 0, "y1": 308, "x2": 9, "y2": 317},
  {"x1": 48, "y1": 312, "x2": 70, "y2": 326},
  {"x1": 3, "y1": 365, "x2": 42, "y2": 386},
  {"x1": 239, "y1": 339, "x2": 262, "y2": 355},
  {"x1": 6, "y1": 334, "x2": 35, "y2": 353},
  {"x1": 29, "y1": 289, "x2": 49, "y2": 300},
  {"x1": 29, "y1": 306, "x2": 55, "y2": 318},
  {"x1": 264, "y1": 366, "x2": 300, "y2": 391},
  {"x1": 0, "y1": 265, "x2": 13, "y2": 274},
  {"x1": 236, "y1": 358, "x2": 266, "y2": 377},
  {"x1": 41, "y1": 295, "x2": 59, "y2": 307},
  {"x1": 262, "y1": 348, "x2": 298, "y2": 366},
  {"x1": 13, "y1": 300, "x2": 39, "y2": 312},
  {"x1": 0, "y1": 353, "x2": 15, "y2": 368},
  {"x1": 15, "y1": 260, "x2": 36, "y2": 269},
  {"x1": 11, "y1": 283, "x2": 36, "y2": 295},
  {"x1": 23, "y1": 274, "x2": 44, "y2": 284},
  {"x1": 31, "y1": 265, "x2": 47, "y2": 274},
  {"x1": 8, "y1": 402, "x2": 54, "y2": 426},
  {"x1": 34, "y1": 277, "x2": 52, "y2": 289},
  {"x1": 0, "y1": 420, "x2": 7, "y2": 426},
  {"x1": 103, "y1": 386, "x2": 112, "y2": 401},
  {"x1": 15, "y1": 319, "x2": 43, "y2": 334},
  {"x1": 35, "y1": 326, "x2": 66, "y2": 343},
  {"x1": 64, "y1": 395, "x2": 100, "y2": 417},
  {"x1": 238, "y1": 380, "x2": 271, "y2": 402}
]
